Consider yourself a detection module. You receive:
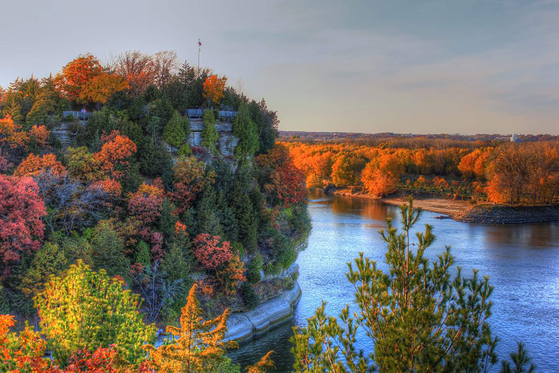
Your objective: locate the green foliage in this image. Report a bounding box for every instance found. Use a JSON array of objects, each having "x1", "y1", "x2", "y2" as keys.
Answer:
[
  {"x1": 233, "y1": 103, "x2": 259, "y2": 158},
  {"x1": 240, "y1": 282, "x2": 260, "y2": 310},
  {"x1": 138, "y1": 138, "x2": 173, "y2": 178},
  {"x1": 201, "y1": 110, "x2": 219, "y2": 153},
  {"x1": 161, "y1": 243, "x2": 193, "y2": 323},
  {"x1": 159, "y1": 198, "x2": 178, "y2": 243},
  {"x1": 247, "y1": 254, "x2": 263, "y2": 284},
  {"x1": 19, "y1": 242, "x2": 68, "y2": 298},
  {"x1": 292, "y1": 199, "x2": 508, "y2": 372},
  {"x1": 91, "y1": 220, "x2": 130, "y2": 280},
  {"x1": 34, "y1": 261, "x2": 156, "y2": 366},
  {"x1": 163, "y1": 111, "x2": 188, "y2": 148},
  {"x1": 135, "y1": 241, "x2": 151, "y2": 267},
  {"x1": 501, "y1": 342, "x2": 536, "y2": 373}
]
